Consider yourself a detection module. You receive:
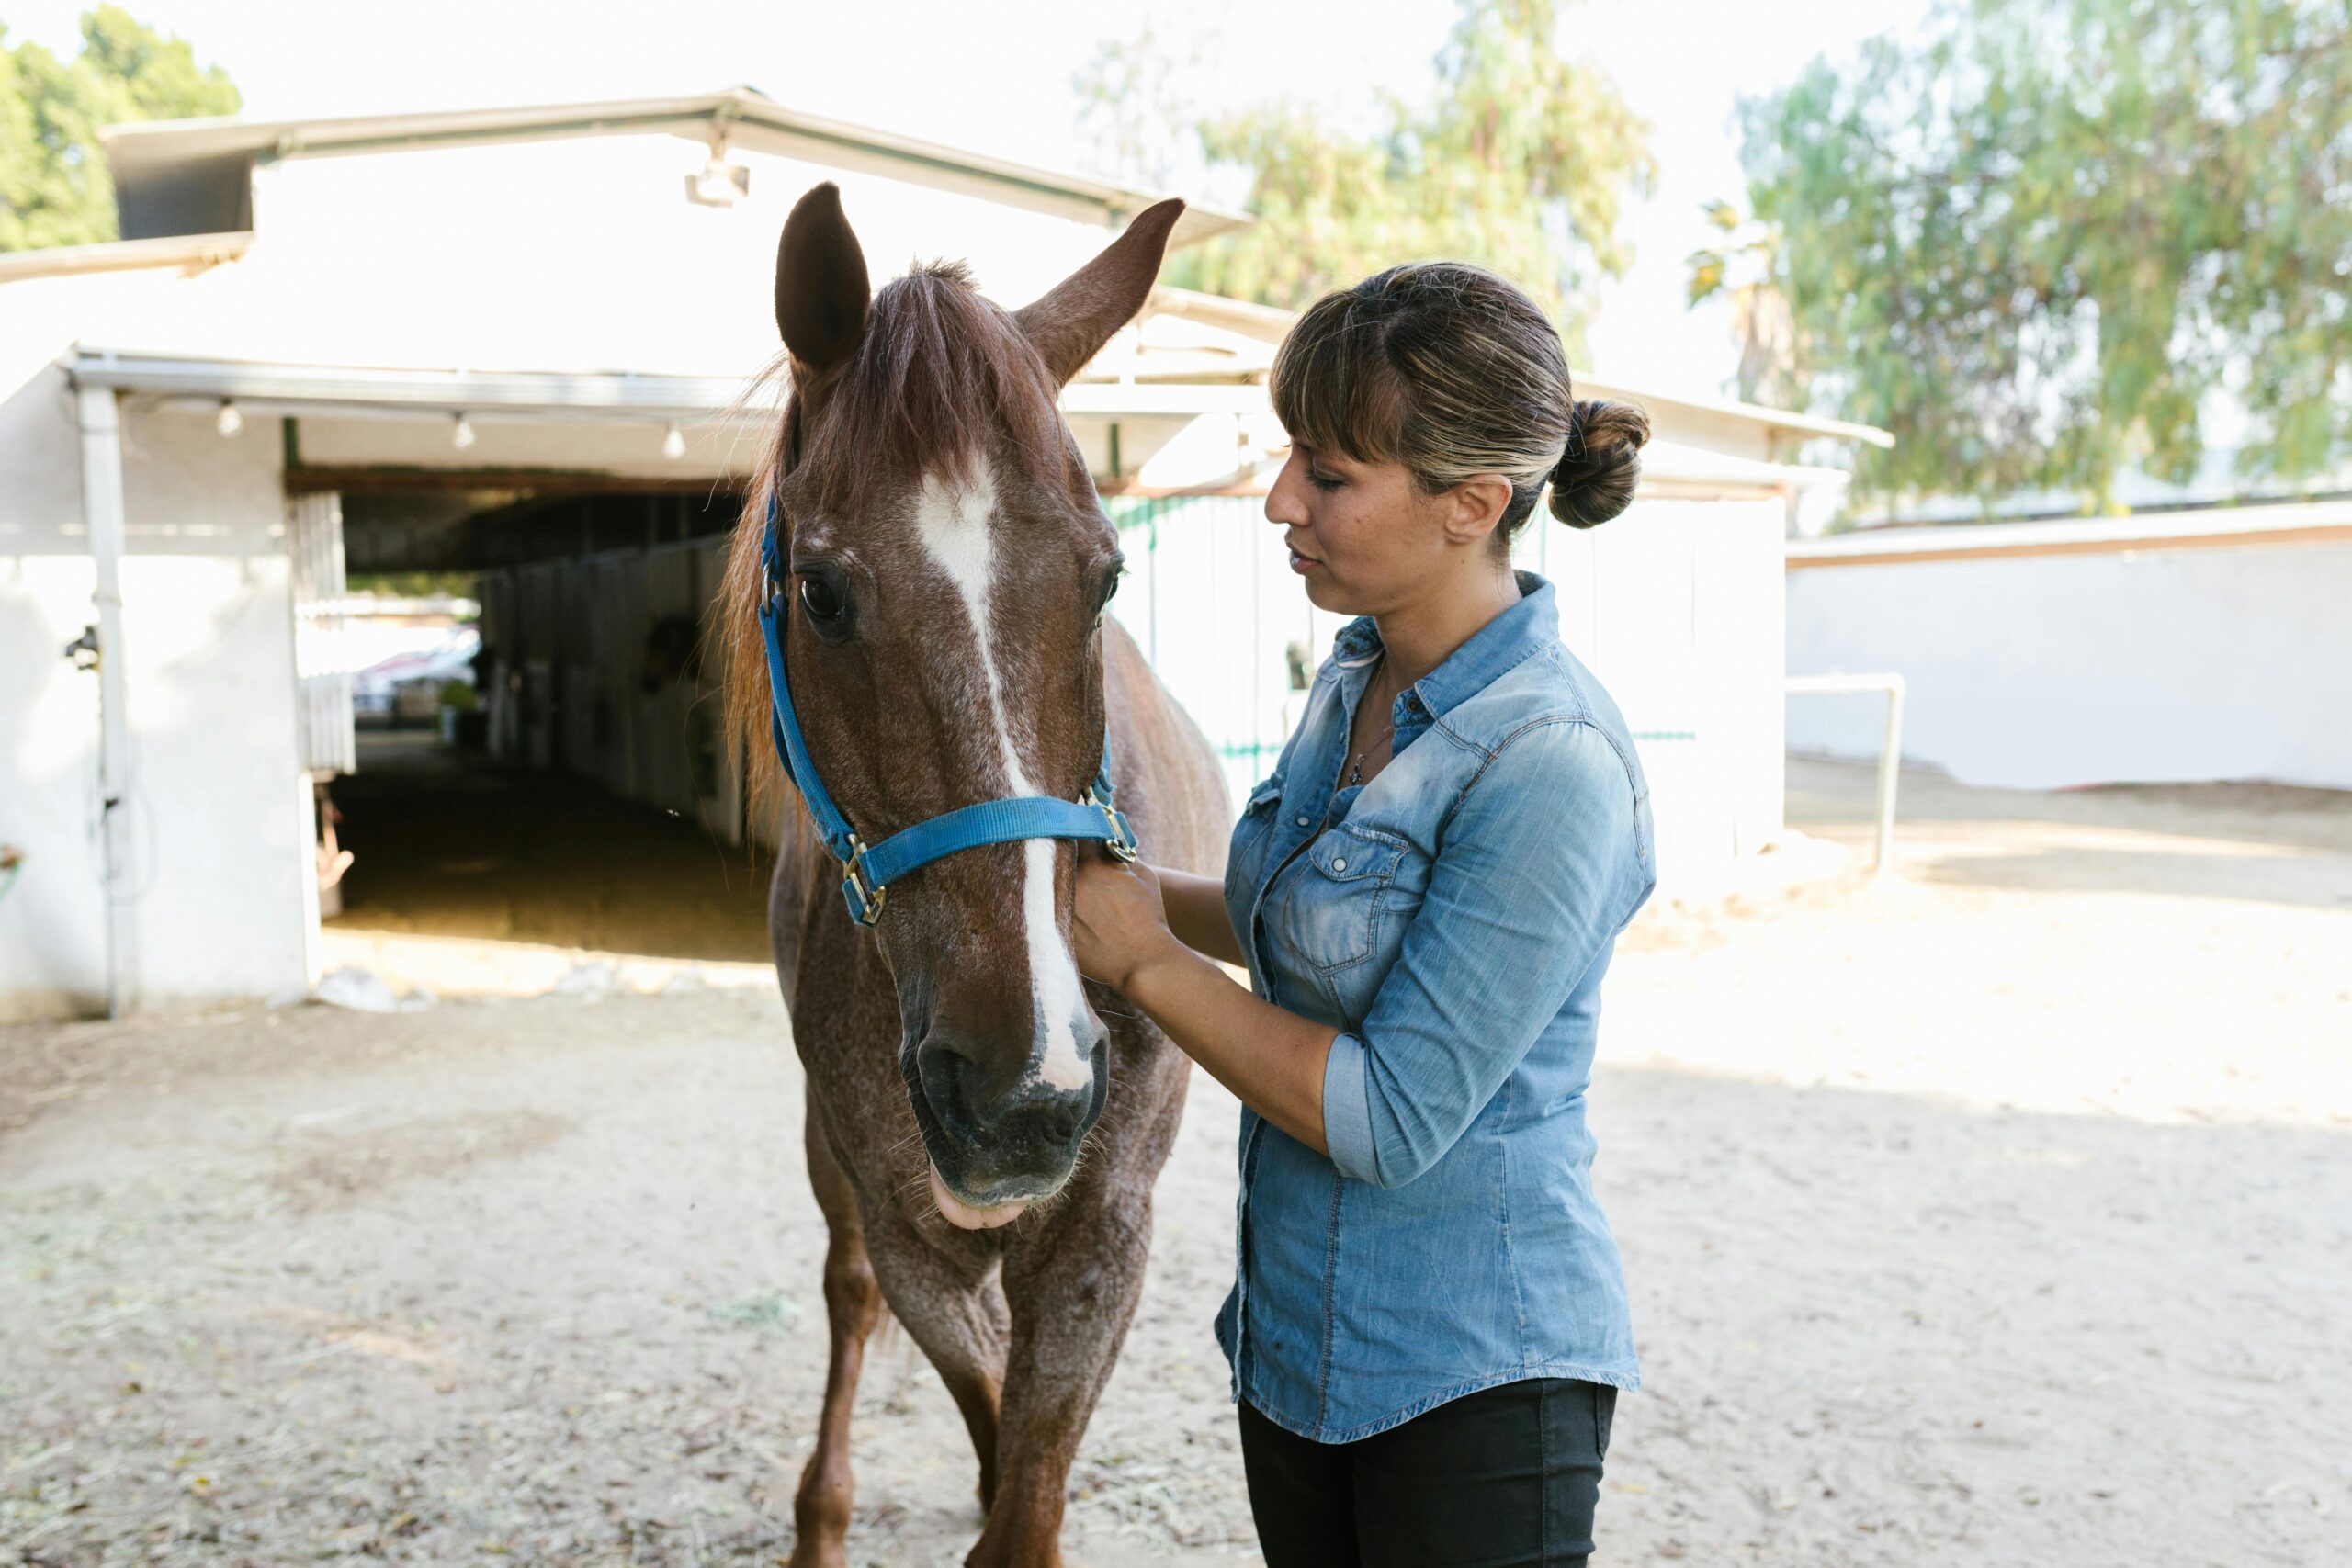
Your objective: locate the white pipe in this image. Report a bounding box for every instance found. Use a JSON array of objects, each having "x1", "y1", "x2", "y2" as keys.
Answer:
[
  {"x1": 77, "y1": 385, "x2": 138, "y2": 1015},
  {"x1": 1785, "y1": 671, "x2": 1906, "y2": 874}
]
